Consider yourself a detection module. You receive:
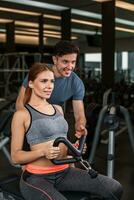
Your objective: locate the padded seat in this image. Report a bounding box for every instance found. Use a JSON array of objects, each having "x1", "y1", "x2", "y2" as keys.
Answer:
[{"x1": 0, "y1": 176, "x2": 24, "y2": 200}]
